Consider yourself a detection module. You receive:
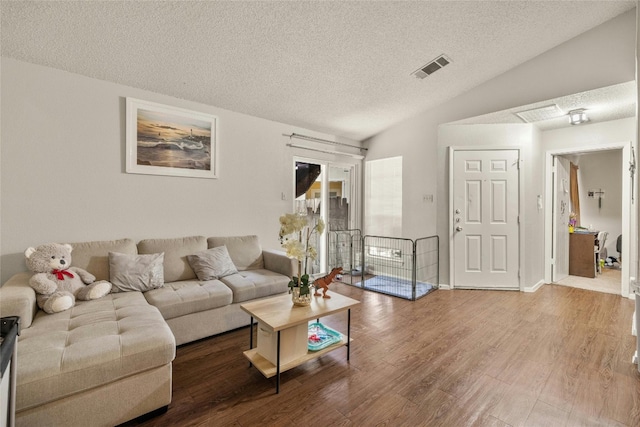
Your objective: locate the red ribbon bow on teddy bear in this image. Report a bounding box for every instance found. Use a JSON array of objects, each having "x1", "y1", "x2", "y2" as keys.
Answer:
[{"x1": 52, "y1": 269, "x2": 75, "y2": 280}]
